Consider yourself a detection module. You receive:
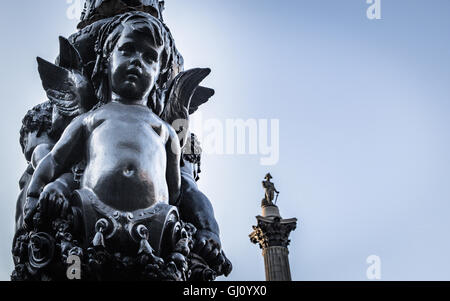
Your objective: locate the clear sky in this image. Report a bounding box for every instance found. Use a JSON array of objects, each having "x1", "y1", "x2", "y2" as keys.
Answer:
[{"x1": 1, "y1": 0, "x2": 450, "y2": 281}]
